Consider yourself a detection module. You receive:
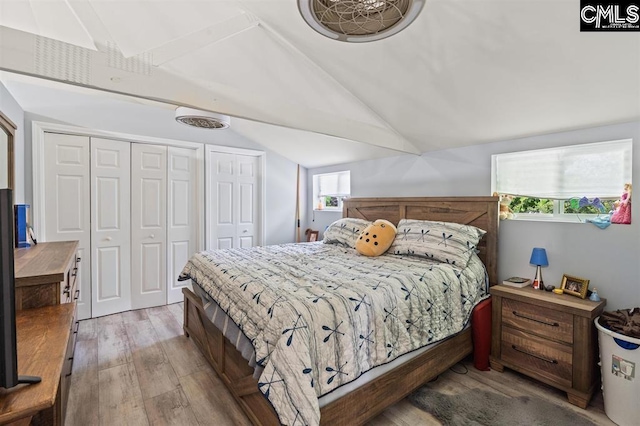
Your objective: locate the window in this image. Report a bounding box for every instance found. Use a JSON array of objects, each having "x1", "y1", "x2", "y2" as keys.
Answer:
[
  {"x1": 492, "y1": 139, "x2": 632, "y2": 221},
  {"x1": 313, "y1": 171, "x2": 350, "y2": 211}
]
